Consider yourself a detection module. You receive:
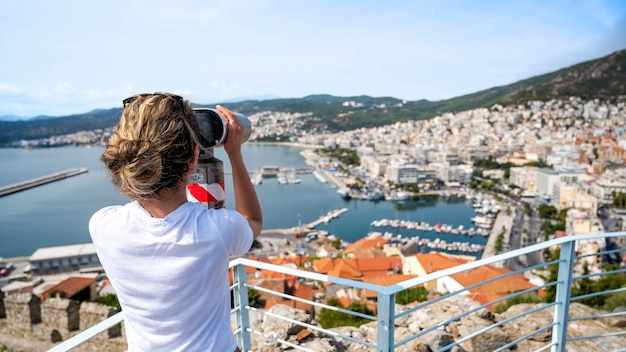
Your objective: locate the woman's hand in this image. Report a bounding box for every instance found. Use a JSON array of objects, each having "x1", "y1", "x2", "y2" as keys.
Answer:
[{"x1": 217, "y1": 105, "x2": 243, "y2": 157}]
